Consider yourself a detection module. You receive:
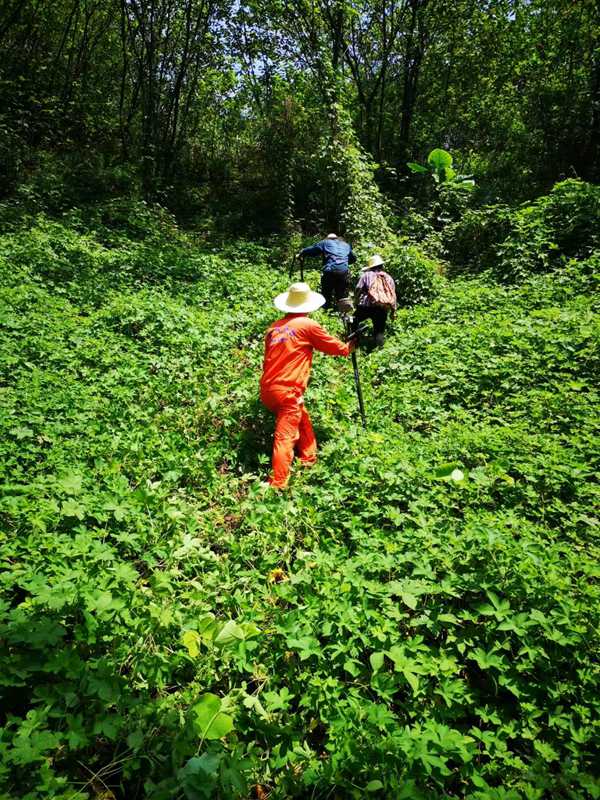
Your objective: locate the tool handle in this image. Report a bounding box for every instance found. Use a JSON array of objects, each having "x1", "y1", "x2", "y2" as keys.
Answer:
[{"x1": 352, "y1": 350, "x2": 367, "y2": 428}]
